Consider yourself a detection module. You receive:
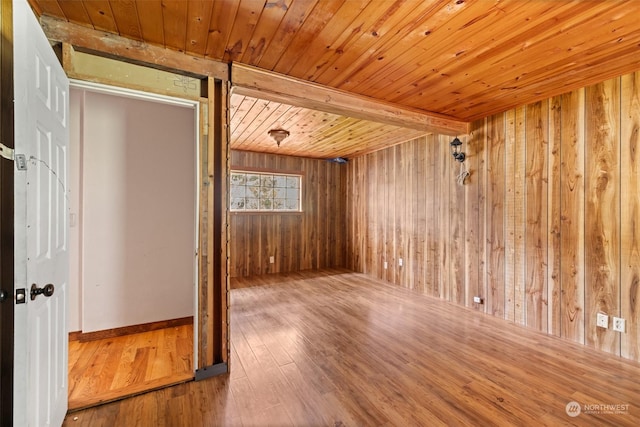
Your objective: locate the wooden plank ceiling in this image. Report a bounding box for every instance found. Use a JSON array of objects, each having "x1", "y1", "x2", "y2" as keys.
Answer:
[
  {"x1": 29, "y1": 0, "x2": 640, "y2": 159},
  {"x1": 231, "y1": 94, "x2": 427, "y2": 158}
]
